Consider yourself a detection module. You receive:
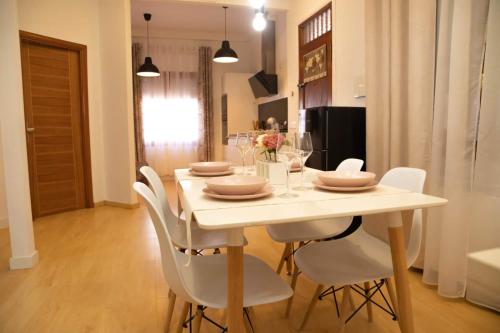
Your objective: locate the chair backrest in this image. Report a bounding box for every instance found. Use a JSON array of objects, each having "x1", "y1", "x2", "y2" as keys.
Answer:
[
  {"x1": 140, "y1": 166, "x2": 178, "y2": 229},
  {"x1": 379, "y1": 167, "x2": 426, "y2": 266},
  {"x1": 336, "y1": 158, "x2": 364, "y2": 172},
  {"x1": 133, "y1": 182, "x2": 193, "y2": 303}
]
